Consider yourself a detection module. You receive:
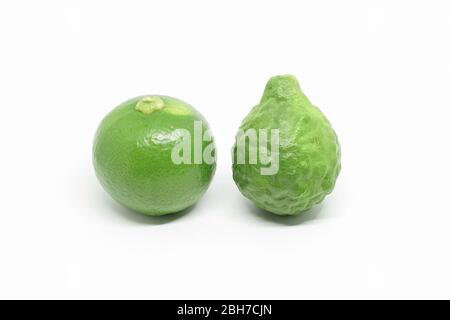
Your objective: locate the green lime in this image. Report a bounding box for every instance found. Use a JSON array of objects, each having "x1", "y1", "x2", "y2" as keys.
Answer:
[
  {"x1": 232, "y1": 75, "x2": 341, "y2": 216},
  {"x1": 93, "y1": 95, "x2": 216, "y2": 216}
]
